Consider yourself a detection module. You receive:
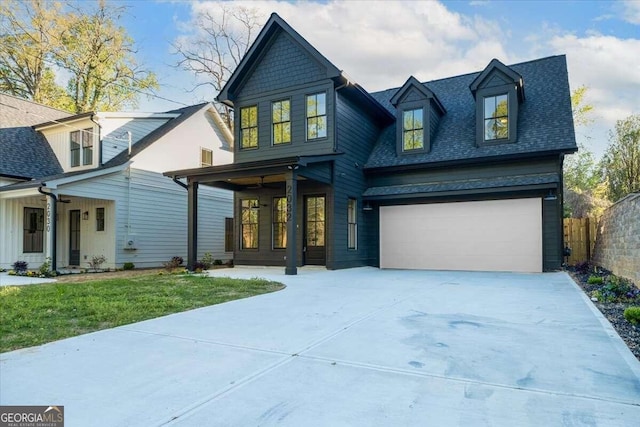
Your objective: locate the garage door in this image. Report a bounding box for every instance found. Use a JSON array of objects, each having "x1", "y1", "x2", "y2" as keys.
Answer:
[{"x1": 380, "y1": 198, "x2": 542, "y2": 273}]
